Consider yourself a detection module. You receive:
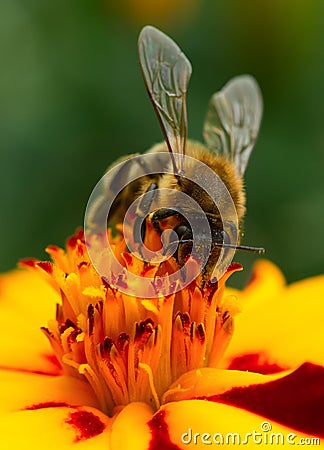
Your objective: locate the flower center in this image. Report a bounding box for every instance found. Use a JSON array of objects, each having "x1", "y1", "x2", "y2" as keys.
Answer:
[{"x1": 24, "y1": 229, "x2": 241, "y2": 416}]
